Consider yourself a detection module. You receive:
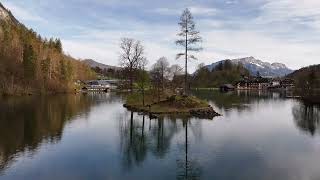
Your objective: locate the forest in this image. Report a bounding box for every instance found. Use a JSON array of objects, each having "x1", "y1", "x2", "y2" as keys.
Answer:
[
  {"x1": 0, "y1": 7, "x2": 95, "y2": 95},
  {"x1": 191, "y1": 60, "x2": 250, "y2": 88}
]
